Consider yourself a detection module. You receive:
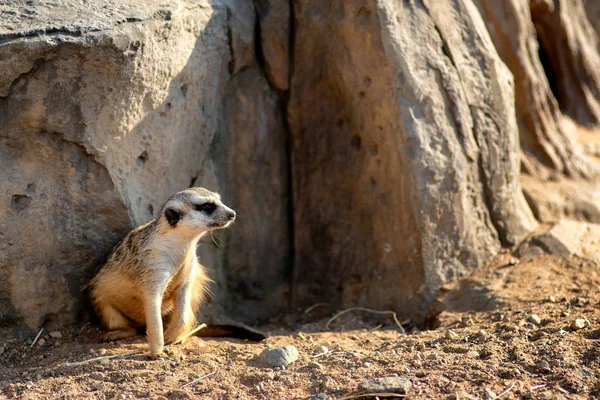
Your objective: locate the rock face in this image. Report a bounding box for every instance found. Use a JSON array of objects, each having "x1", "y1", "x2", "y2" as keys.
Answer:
[
  {"x1": 1, "y1": 0, "x2": 540, "y2": 336},
  {"x1": 0, "y1": 0, "x2": 232, "y2": 337},
  {"x1": 530, "y1": 0, "x2": 600, "y2": 128},
  {"x1": 287, "y1": 0, "x2": 535, "y2": 318},
  {"x1": 474, "y1": 0, "x2": 593, "y2": 179}
]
